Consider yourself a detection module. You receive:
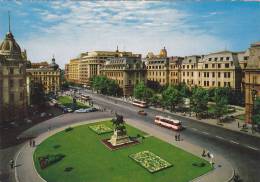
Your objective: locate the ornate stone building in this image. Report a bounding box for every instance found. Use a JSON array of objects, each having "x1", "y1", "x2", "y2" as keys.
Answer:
[
  {"x1": 0, "y1": 31, "x2": 28, "y2": 122},
  {"x1": 100, "y1": 52, "x2": 146, "y2": 96},
  {"x1": 244, "y1": 42, "x2": 260, "y2": 123},
  {"x1": 26, "y1": 57, "x2": 61, "y2": 94}
]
